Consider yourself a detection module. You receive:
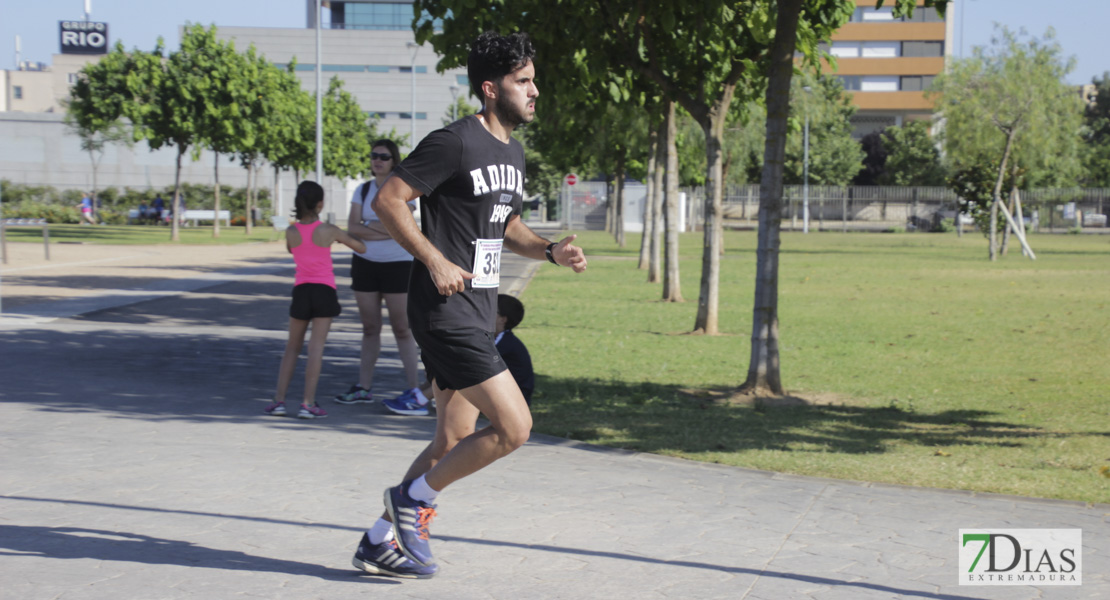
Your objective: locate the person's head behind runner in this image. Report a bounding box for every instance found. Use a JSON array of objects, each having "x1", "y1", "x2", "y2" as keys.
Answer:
[
  {"x1": 294, "y1": 180, "x2": 324, "y2": 220},
  {"x1": 370, "y1": 139, "x2": 401, "y2": 178}
]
